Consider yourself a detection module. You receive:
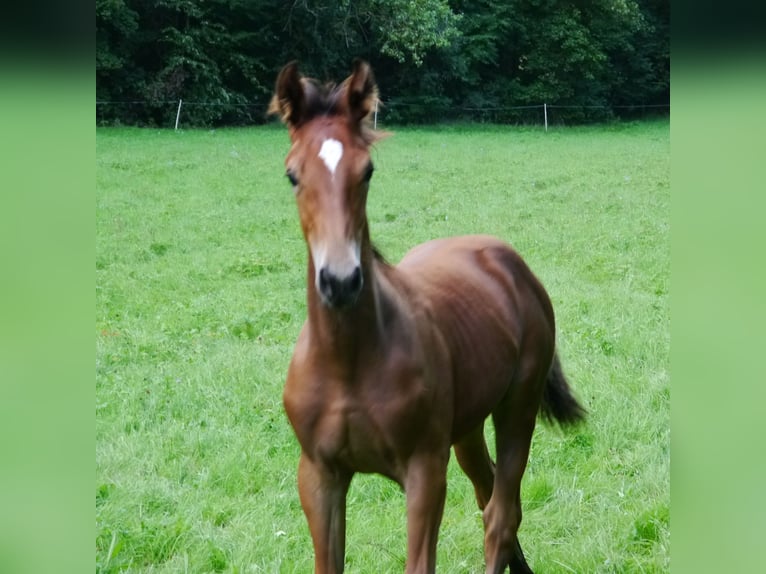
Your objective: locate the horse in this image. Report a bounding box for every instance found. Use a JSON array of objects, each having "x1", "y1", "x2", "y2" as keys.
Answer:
[{"x1": 268, "y1": 60, "x2": 585, "y2": 574}]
